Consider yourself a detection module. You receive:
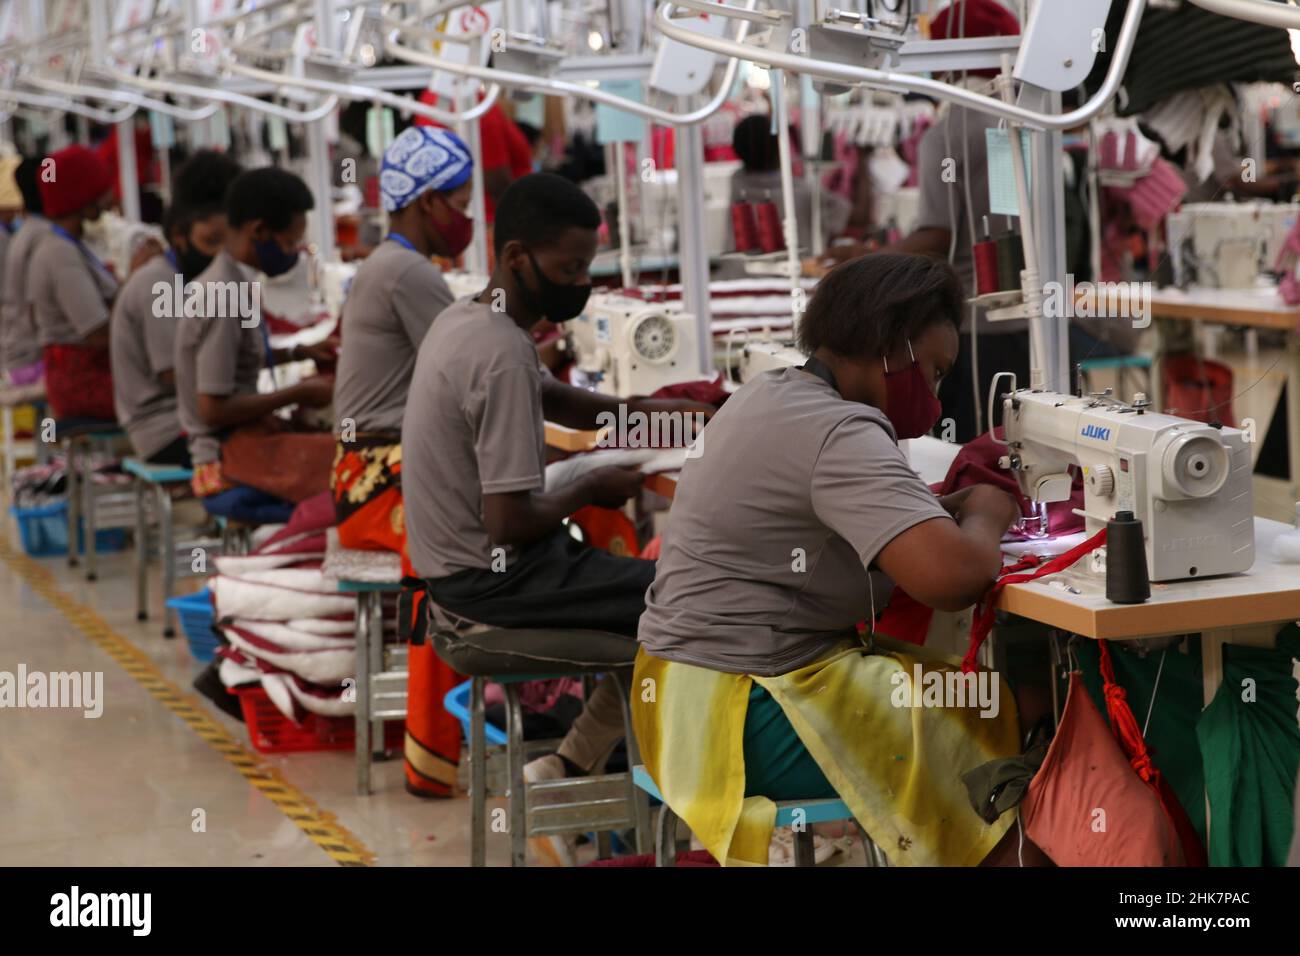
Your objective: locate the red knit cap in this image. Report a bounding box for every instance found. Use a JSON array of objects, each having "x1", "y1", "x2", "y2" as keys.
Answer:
[
  {"x1": 38, "y1": 144, "x2": 114, "y2": 218},
  {"x1": 930, "y1": 0, "x2": 1020, "y2": 40}
]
